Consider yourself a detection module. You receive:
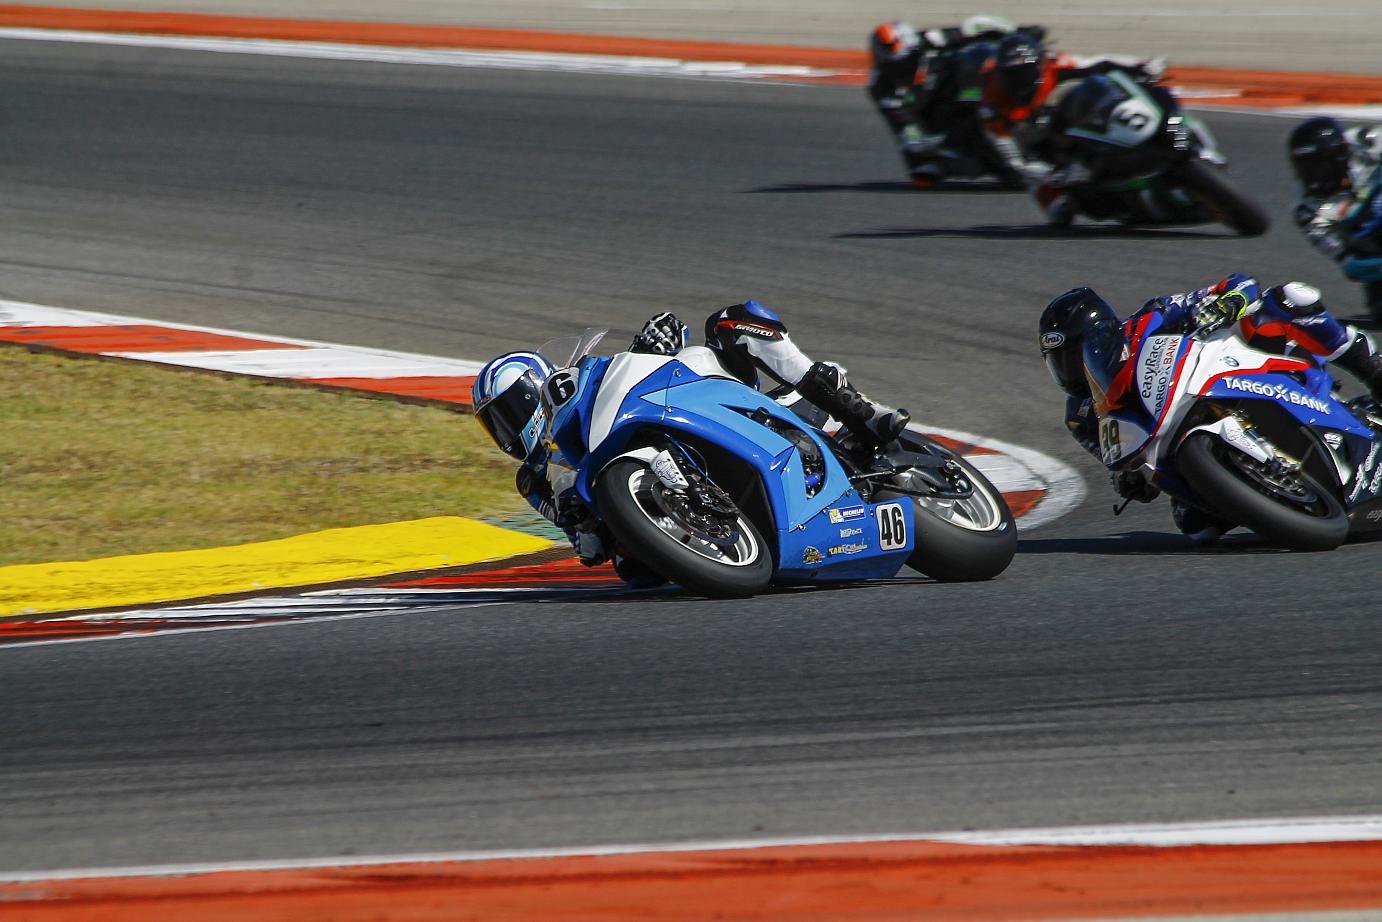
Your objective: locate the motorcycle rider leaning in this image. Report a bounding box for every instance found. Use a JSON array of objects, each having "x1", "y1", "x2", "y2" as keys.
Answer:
[
  {"x1": 867, "y1": 15, "x2": 1031, "y2": 186},
  {"x1": 1038, "y1": 274, "x2": 1382, "y2": 541},
  {"x1": 1288, "y1": 117, "x2": 1382, "y2": 319},
  {"x1": 472, "y1": 301, "x2": 910, "y2": 578},
  {"x1": 978, "y1": 32, "x2": 1165, "y2": 223}
]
